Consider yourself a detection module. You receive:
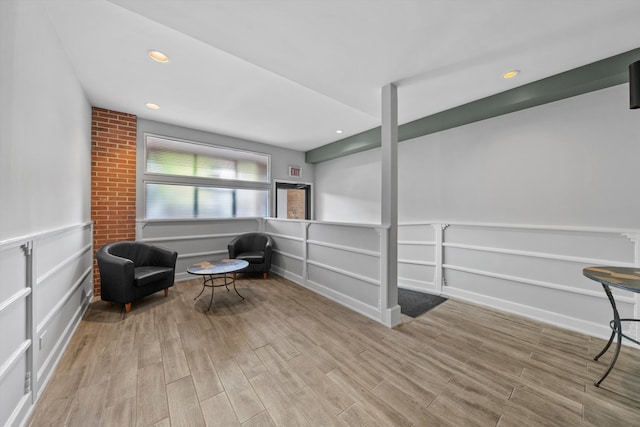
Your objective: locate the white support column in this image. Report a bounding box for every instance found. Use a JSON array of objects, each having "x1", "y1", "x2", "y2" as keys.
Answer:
[
  {"x1": 380, "y1": 83, "x2": 400, "y2": 327},
  {"x1": 135, "y1": 220, "x2": 145, "y2": 241},
  {"x1": 302, "y1": 221, "x2": 310, "y2": 285},
  {"x1": 433, "y1": 224, "x2": 444, "y2": 294},
  {"x1": 630, "y1": 232, "x2": 640, "y2": 341},
  {"x1": 22, "y1": 240, "x2": 35, "y2": 401}
]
